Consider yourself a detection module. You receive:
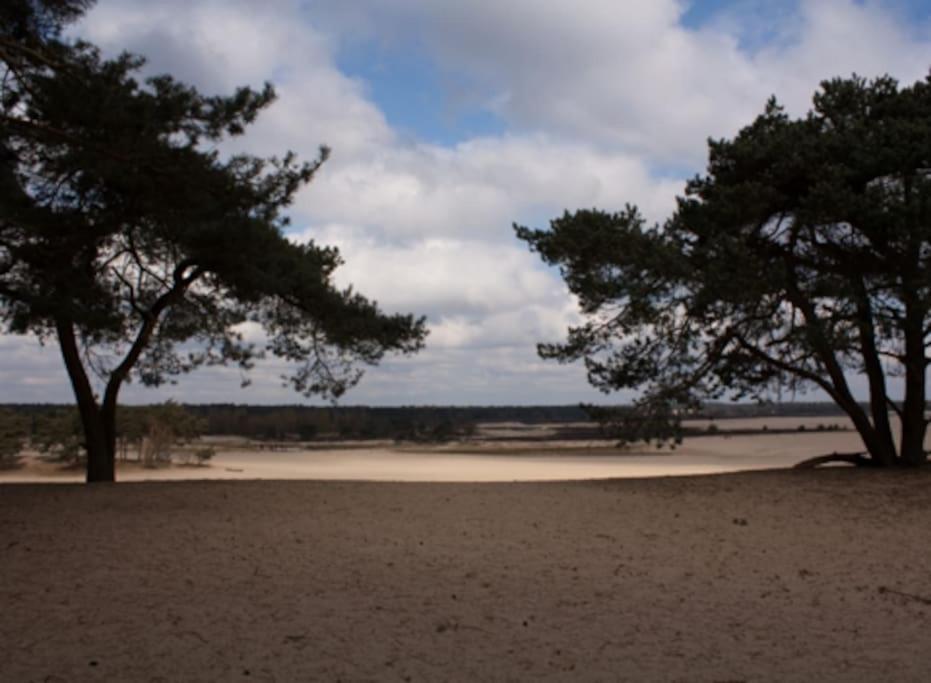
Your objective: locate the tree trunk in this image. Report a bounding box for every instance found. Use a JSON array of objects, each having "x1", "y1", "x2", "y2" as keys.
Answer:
[
  {"x1": 896, "y1": 202, "x2": 928, "y2": 467},
  {"x1": 820, "y1": 380, "x2": 895, "y2": 466},
  {"x1": 53, "y1": 269, "x2": 191, "y2": 482},
  {"x1": 899, "y1": 355, "x2": 927, "y2": 467},
  {"x1": 98, "y1": 394, "x2": 119, "y2": 477},
  {"x1": 847, "y1": 408, "x2": 898, "y2": 467},
  {"x1": 853, "y1": 283, "x2": 898, "y2": 464},
  {"x1": 55, "y1": 318, "x2": 116, "y2": 482},
  {"x1": 84, "y1": 417, "x2": 115, "y2": 483},
  {"x1": 782, "y1": 268, "x2": 895, "y2": 466},
  {"x1": 900, "y1": 297, "x2": 928, "y2": 467}
]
